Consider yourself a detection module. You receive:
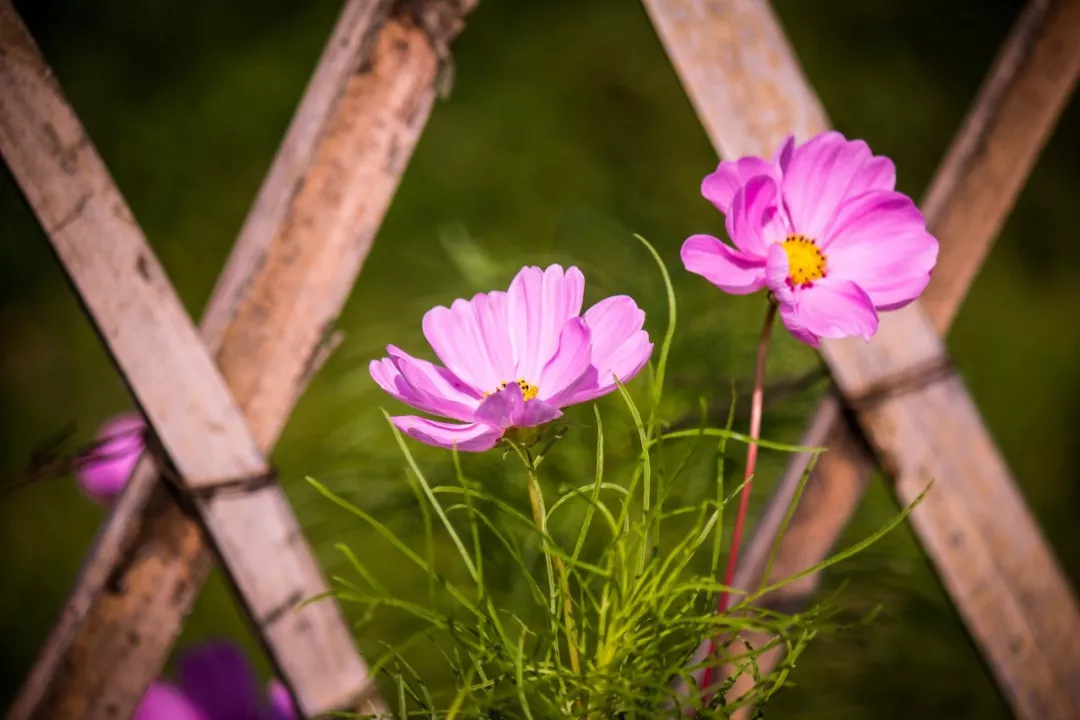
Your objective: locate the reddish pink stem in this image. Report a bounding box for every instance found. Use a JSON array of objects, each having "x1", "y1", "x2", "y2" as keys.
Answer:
[{"x1": 700, "y1": 299, "x2": 778, "y2": 698}]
